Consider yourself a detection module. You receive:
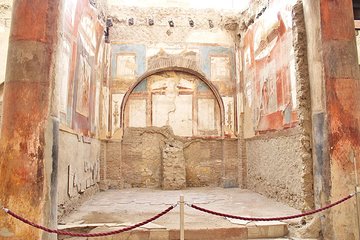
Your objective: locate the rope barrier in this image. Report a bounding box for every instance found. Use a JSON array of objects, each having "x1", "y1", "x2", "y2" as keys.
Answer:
[
  {"x1": 0, "y1": 192, "x2": 356, "y2": 237},
  {"x1": 1, "y1": 204, "x2": 176, "y2": 237},
  {"x1": 188, "y1": 193, "x2": 355, "y2": 221}
]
